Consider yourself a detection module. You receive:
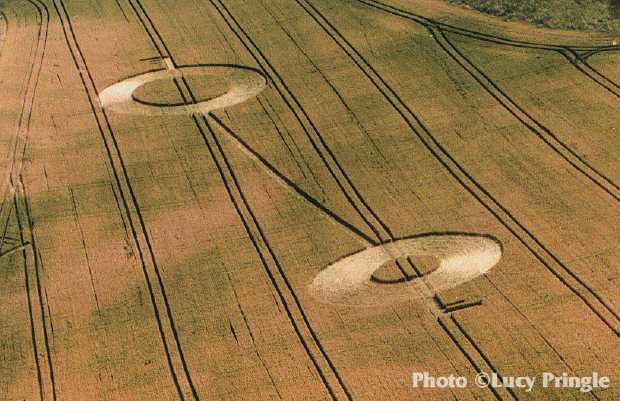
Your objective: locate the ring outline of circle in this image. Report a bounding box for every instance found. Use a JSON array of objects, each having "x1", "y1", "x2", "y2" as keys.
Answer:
[
  {"x1": 99, "y1": 64, "x2": 267, "y2": 116},
  {"x1": 309, "y1": 233, "x2": 503, "y2": 306}
]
